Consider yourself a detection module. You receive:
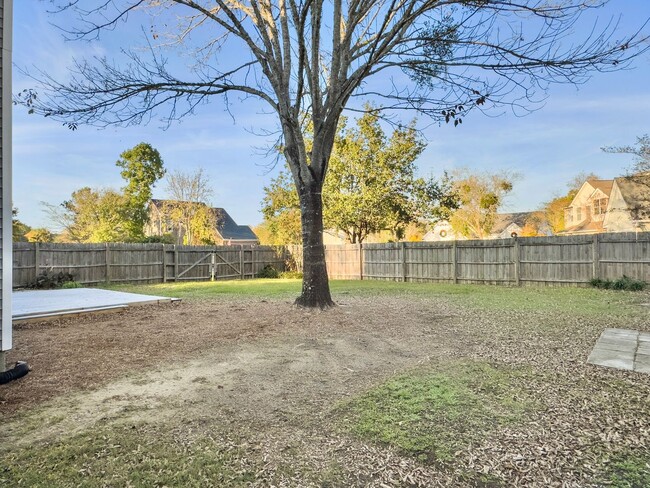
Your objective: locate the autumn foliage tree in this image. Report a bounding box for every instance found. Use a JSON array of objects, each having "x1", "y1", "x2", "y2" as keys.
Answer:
[
  {"x1": 20, "y1": 1, "x2": 649, "y2": 307},
  {"x1": 543, "y1": 172, "x2": 599, "y2": 234},
  {"x1": 25, "y1": 228, "x2": 55, "y2": 243},
  {"x1": 448, "y1": 170, "x2": 515, "y2": 239},
  {"x1": 50, "y1": 187, "x2": 132, "y2": 243},
  {"x1": 12, "y1": 208, "x2": 31, "y2": 242}
]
